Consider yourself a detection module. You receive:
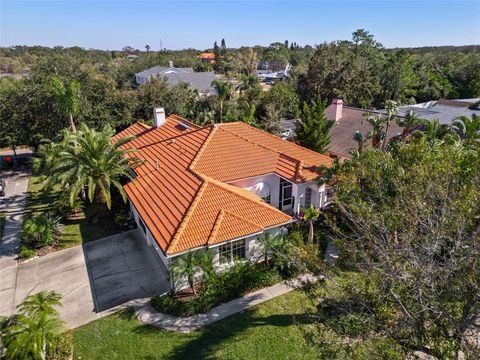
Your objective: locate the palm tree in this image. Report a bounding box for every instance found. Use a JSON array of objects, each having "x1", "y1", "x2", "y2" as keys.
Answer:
[
  {"x1": 451, "y1": 114, "x2": 480, "y2": 144},
  {"x1": 257, "y1": 232, "x2": 277, "y2": 263},
  {"x1": 420, "y1": 119, "x2": 450, "y2": 143},
  {"x1": 353, "y1": 131, "x2": 365, "y2": 153},
  {"x1": 52, "y1": 77, "x2": 80, "y2": 133},
  {"x1": 3, "y1": 291, "x2": 64, "y2": 360},
  {"x1": 397, "y1": 109, "x2": 425, "y2": 141},
  {"x1": 171, "y1": 251, "x2": 201, "y2": 294},
  {"x1": 363, "y1": 113, "x2": 386, "y2": 149},
  {"x1": 211, "y1": 79, "x2": 232, "y2": 122},
  {"x1": 145, "y1": 44, "x2": 150, "y2": 53},
  {"x1": 381, "y1": 100, "x2": 398, "y2": 150},
  {"x1": 237, "y1": 74, "x2": 259, "y2": 94},
  {"x1": 47, "y1": 123, "x2": 142, "y2": 210},
  {"x1": 302, "y1": 207, "x2": 319, "y2": 243},
  {"x1": 196, "y1": 250, "x2": 216, "y2": 287}
]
